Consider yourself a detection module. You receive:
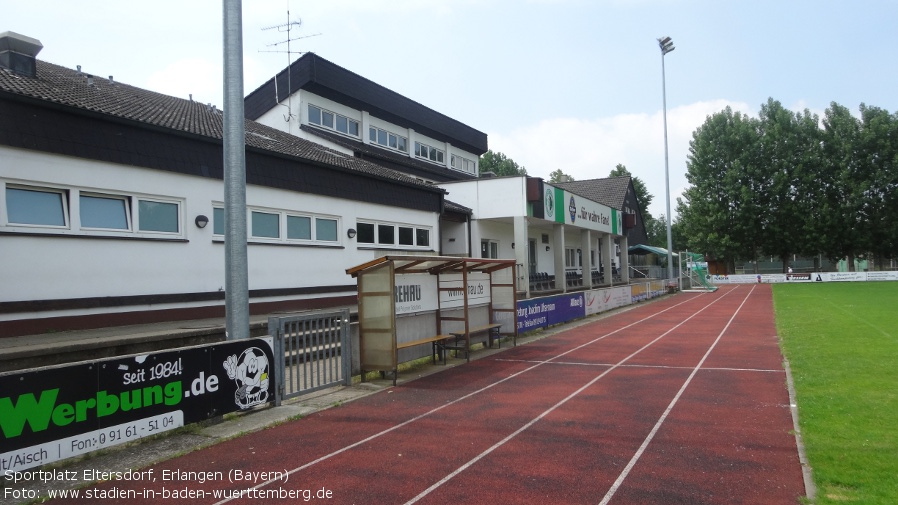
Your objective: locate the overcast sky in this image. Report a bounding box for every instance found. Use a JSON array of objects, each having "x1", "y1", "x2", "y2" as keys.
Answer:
[{"x1": 7, "y1": 0, "x2": 898, "y2": 219}]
